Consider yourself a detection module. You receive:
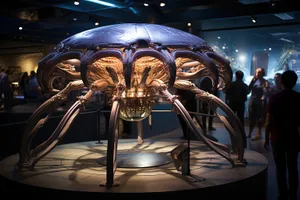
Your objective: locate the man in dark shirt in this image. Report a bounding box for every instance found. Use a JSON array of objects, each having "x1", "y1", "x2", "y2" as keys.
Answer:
[
  {"x1": 176, "y1": 88, "x2": 197, "y2": 139},
  {"x1": 268, "y1": 73, "x2": 282, "y2": 98},
  {"x1": 225, "y1": 70, "x2": 249, "y2": 126},
  {"x1": 264, "y1": 70, "x2": 300, "y2": 200}
]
